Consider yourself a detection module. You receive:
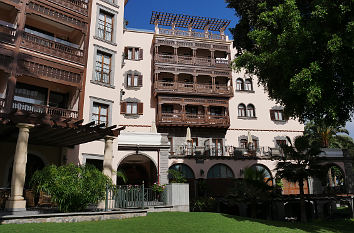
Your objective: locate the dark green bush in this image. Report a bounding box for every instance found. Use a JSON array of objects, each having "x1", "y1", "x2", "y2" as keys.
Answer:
[{"x1": 30, "y1": 164, "x2": 112, "y2": 212}]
